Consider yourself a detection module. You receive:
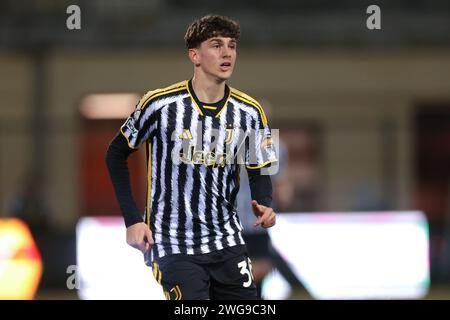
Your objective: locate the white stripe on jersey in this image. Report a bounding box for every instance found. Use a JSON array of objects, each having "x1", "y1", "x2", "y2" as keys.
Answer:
[
  {"x1": 198, "y1": 116, "x2": 212, "y2": 254},
  {"x1": 239, "y1": 104, "x2": 262, "y2": 166},
  {"x1": 221, "y1": 105, "x2": 241, "y2": 247},
  {"x1": 169, "y1": 100, "x2": 185, "y2": 254},
  {"x1": 151, "y1": 137, "x2": 164, "y2": 257},
  {"x1": 150, "y1": 135, "x2": 158, "y2": 222},
  {"x1": 155, "y1": 105, "x2": 170, "y2": 258},
  {"x1": 206, "y1": 116, "x2": 225, "y2": 251},
  {"x1": 133, "y1": 94, "x2": 187, "y2": 146},
  {"x1": 183, "y1": 113, "x2": 198, "y2": 255},
  {"x1": 211, "y1": 112, "x2": 228, "y2": 251},
  {"x1": 149, "y1": 136, "x2": 158, "y2": 263}
]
